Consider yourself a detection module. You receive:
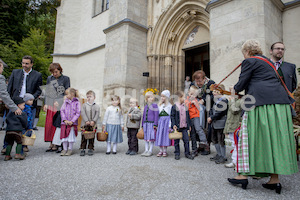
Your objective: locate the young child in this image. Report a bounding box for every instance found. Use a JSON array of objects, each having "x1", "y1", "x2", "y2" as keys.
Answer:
[
  {"x1": 125, "y1": 98, "x2": 142, "y2": 155},
  {"x1": 141, "y1": 91, "x2": 159, "y2": 157},
  {"x1": 223, "y1": 86, "x2": 242, "y2": 168},
  {"x1": 102, "y1": 95, "x2": 124, "y2": 154},
  {"x1": 186, "y1": 85, "x2": 209, "y2": 157},
  {"x1": 207, "y1": 84, "x2": 228, "y2": 164},
  {"x1": 155, "y1": 90, "x2": 172, "y2": 157},
  {"x1": 60, "y1": 88, "x2": 81, "y2": 156},
  {"x1": 4, "y1": 97, "x2": 27, "y2": 161},
  {"x1": 80, "y1": 90, "x2": 100, "y2": 156},
  {"x1": 171, "y1": 91, "x2": 193, "y2": 160},
  {"x1": 22, "y1": 93, "x2": 35, "y2": 153}
]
